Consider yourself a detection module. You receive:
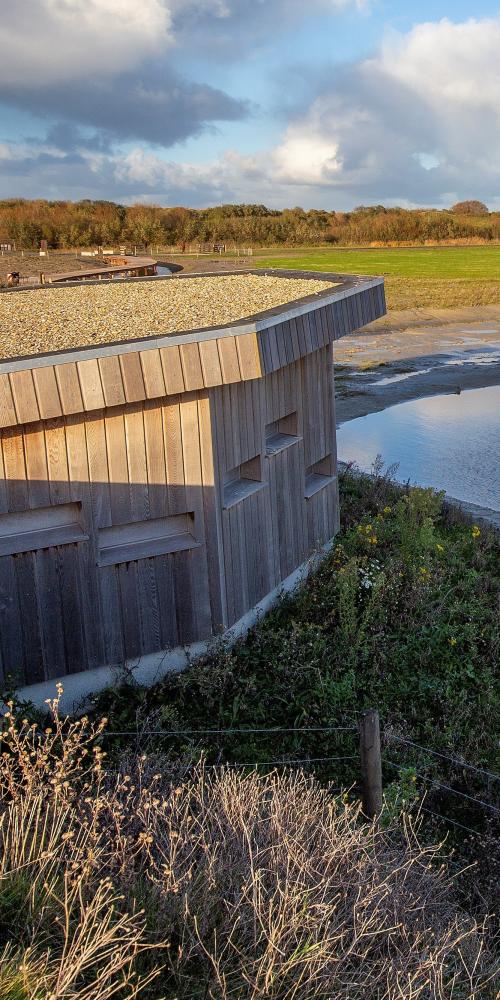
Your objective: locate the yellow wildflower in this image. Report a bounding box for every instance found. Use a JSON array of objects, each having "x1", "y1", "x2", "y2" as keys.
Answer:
[
  {"x1": 471, "y1": 525, "x2": 481, "y2": 538},
  {"x1": 436, "y1": 544, "x2": 444, "y2": 553},
  {"x1": 383, "y1": 506, "x2": 392, "y2": 514},
  {"x1": 448, "y1": 637, "x2": 457, "y2": 646},
  {"x1": 369, "y1": 535, "x2": 378, "y2": 545}
]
